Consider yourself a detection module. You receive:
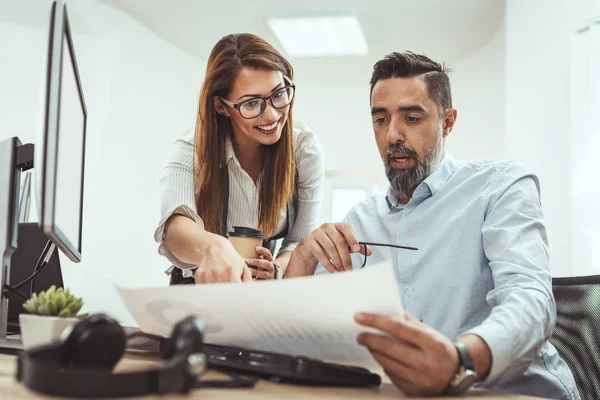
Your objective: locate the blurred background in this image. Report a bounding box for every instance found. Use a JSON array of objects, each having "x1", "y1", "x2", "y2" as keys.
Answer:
[{"x1": 1, "y1": 0, "x2": 599, "y2": 324}]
